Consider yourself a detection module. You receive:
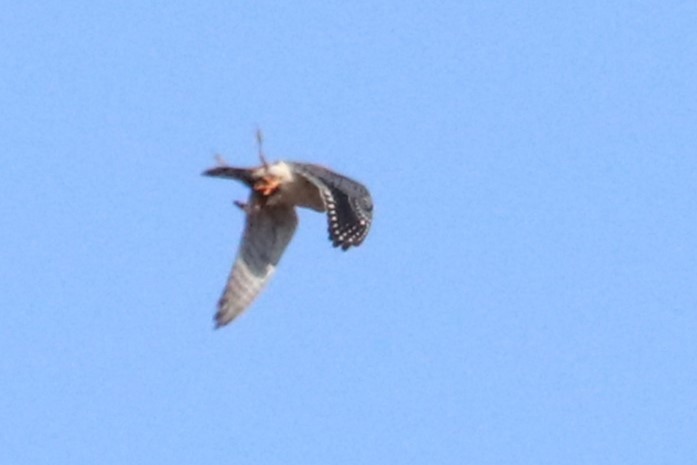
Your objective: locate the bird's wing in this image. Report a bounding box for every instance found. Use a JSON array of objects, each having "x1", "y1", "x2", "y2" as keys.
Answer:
[
  {"x1": 202, "y1": 165, "x2": 255, "y2": 187},
  {"x1": 214, "y1": 203, "x2": 298, "y2": 327},
  {"x1": 289, "y1": 163, "x2": 373, "y2": 250}
]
